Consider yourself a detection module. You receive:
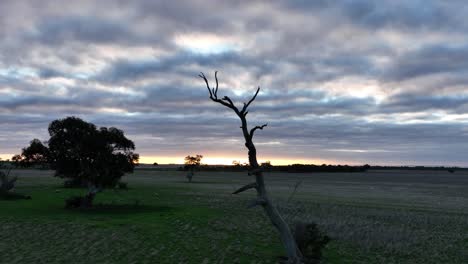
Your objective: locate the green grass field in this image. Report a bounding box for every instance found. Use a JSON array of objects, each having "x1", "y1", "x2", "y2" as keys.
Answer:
[{"x1": 1, "y1": 169, "x2": 468, "y2": 263}]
